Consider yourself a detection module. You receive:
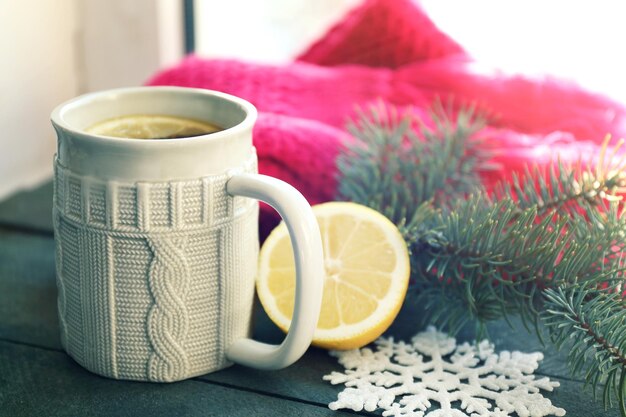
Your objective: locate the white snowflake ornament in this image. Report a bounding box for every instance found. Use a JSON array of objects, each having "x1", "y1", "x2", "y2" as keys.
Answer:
[{"x1": 324, "y1": 326, "x2": 566, "y2": 417}]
